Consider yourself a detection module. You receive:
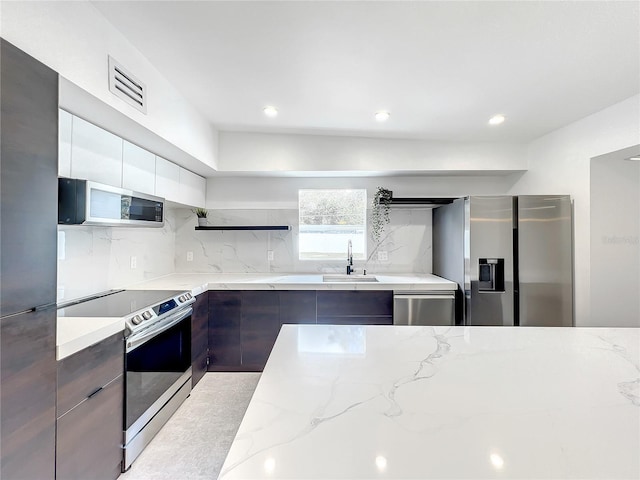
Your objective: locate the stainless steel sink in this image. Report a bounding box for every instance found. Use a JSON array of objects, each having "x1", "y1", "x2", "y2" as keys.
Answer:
[{"x1": 322, "y1": 274, "x2": 378, "y2": 283}]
